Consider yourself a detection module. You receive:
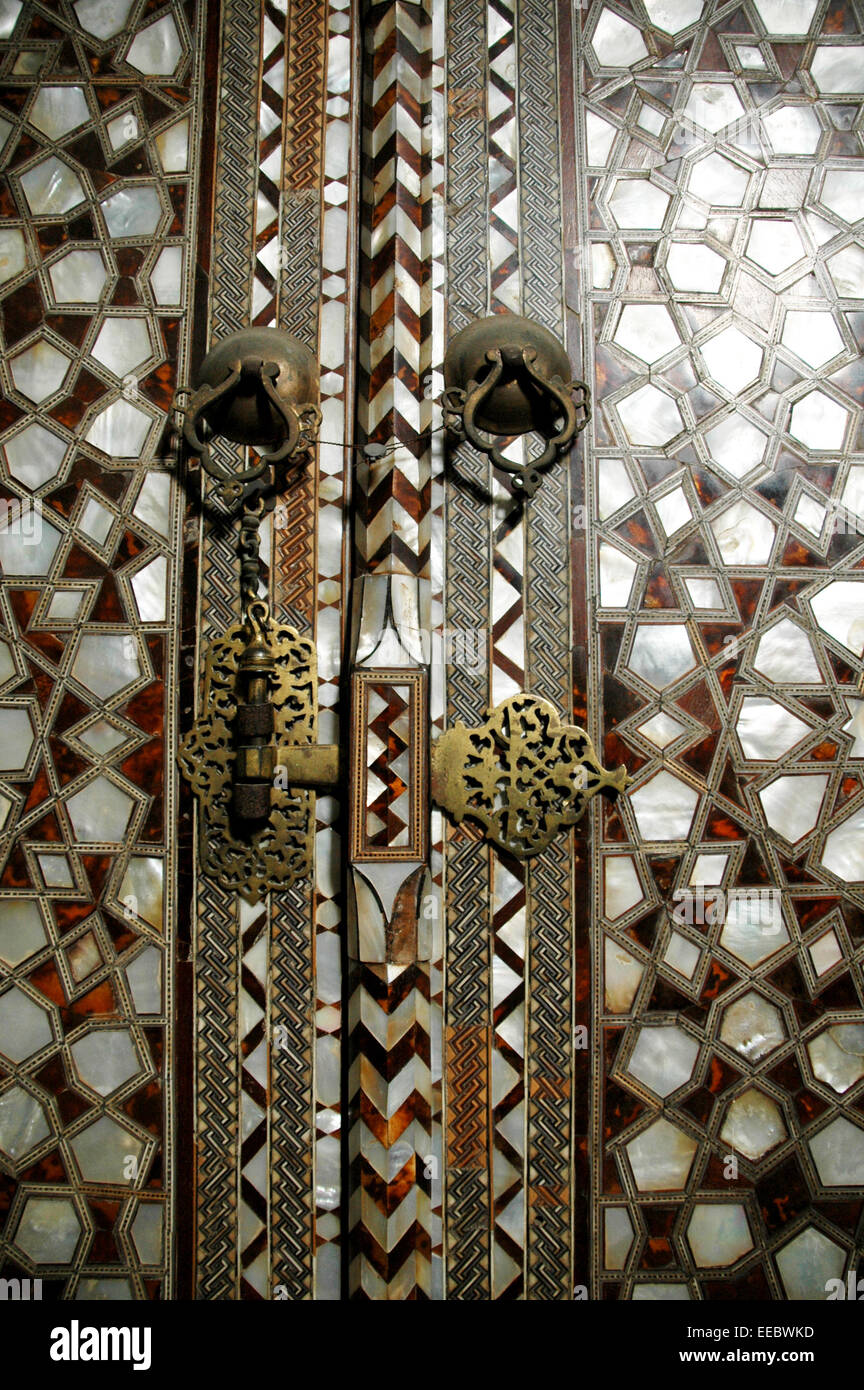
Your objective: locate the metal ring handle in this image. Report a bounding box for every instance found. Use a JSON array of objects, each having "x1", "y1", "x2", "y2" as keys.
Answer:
[{"x1": 444, "y1": 346, "x2": 590, "y2": 498}]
